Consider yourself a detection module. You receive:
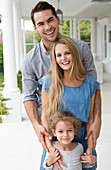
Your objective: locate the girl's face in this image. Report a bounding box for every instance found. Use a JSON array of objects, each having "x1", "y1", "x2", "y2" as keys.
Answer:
[
  {"x1": 53, "y1": 120, "x2": 75, "y2": 145},
  {"x1": 55, "y1": 43, "x2": 73, "y2": 73}
]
